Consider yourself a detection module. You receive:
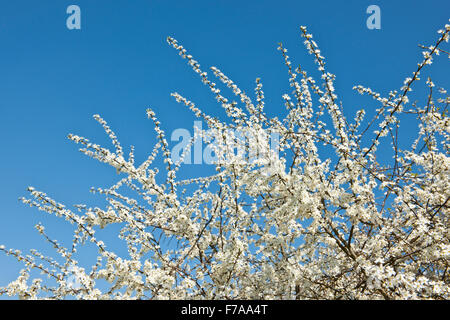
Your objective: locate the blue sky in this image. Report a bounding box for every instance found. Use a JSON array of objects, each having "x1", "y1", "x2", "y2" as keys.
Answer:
[{"x1": 0, "y1": 0, "x2": 449, "y2": 289}]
